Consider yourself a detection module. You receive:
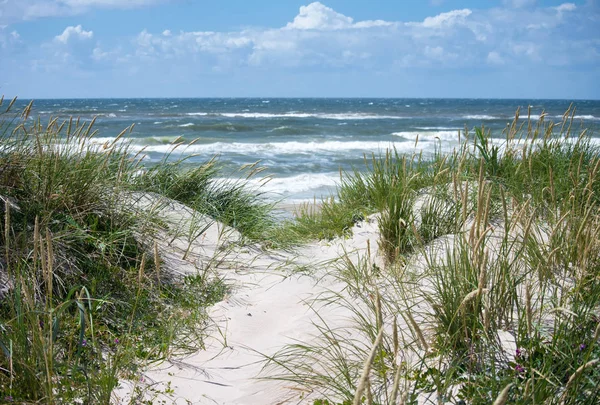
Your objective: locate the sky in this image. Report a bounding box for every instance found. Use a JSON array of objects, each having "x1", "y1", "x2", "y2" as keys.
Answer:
[{"x1": 0, "y1": 0, "x2": 599, "y2": 99}]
